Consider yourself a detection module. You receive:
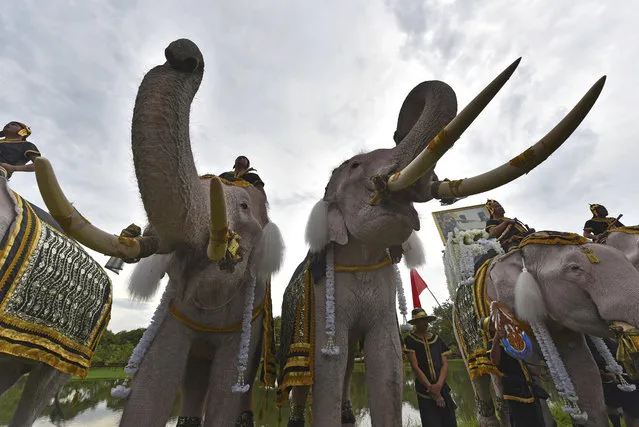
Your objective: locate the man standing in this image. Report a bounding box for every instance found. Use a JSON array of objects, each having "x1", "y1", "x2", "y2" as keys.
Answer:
[
  {"x1": 404, "y1": 307, "x2": 458, "y2": 427},
  {"x1": 0, "y1": 121, "x2": 40, "y2": 180},
  {"x1": 583, "y1": 204, "x2": 624, "y2": 242}
]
